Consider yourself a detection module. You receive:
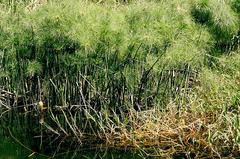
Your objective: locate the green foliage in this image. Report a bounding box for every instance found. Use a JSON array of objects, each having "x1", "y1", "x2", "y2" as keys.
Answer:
[
  {"x1": 192, "y1": 0, "x2": 239, "y2": 53},
  {"x1": 0, "y1": 0, "x2": 238, "y2": 110},
  {"x1": 231, "y1": 0, "x2": 240, "y2": 13},
  {"x1": 0, "y1": 0, "x2": 209, "y2": 108},
  {"x1": 27, "y1": 60, "x2": 42, "y2": 76},
  {"x1": 209, "y1": 0, "x2": 238, "y2": 47},
  {"x1": 191, "y1": 0, "x2": 212, "y2": 24},
  {"x1": 0, "y1": 0, "x2": 240, "y2": 157}
]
